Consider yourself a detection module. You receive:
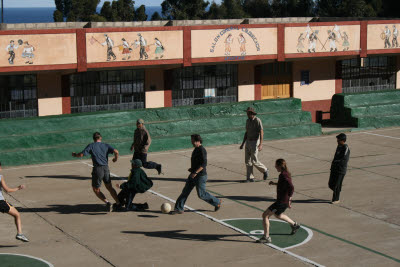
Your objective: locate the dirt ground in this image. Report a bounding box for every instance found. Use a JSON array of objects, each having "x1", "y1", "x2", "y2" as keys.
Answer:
[{"x1": 0, "y1": 127, "x2": 399, "y2": 267}]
